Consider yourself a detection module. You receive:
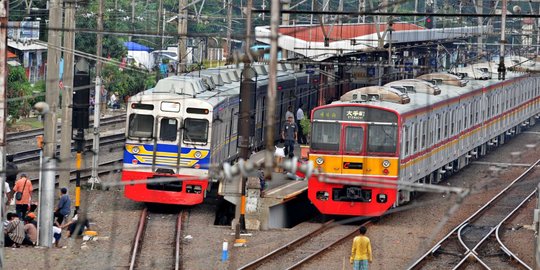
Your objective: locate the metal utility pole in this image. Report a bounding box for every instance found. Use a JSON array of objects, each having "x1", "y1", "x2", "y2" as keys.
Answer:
[
  {"x1": 498, "y1": 0, "x2": 507, "y2": 80},
  {"x1": 265, "y1": 0, "x2": 280, "y2": 180},
  {"x1": 89, "y1": 77, "x2": 101, "y2": 188},
  {"x1": 97, "y1": 0, "x2": 104, "y2": 112},
  {"x1": 0, "y1": 0, "x2": 9, "y2": 264},
  {"x1": 59, "y1": 0, "x2": 76, "y2": 189},
  {"x1": 40, "y1": 0, "x2": 62, "y2": 248},
  {"x1": 158, "y1": 0, "x2": 163, "y2": 48},
  {"x1": 177, "y1": 0, "x2": 188, "y2": 74},
  {"x1": 226, "y1": 0, "x2": 232, "y2": 60}
]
